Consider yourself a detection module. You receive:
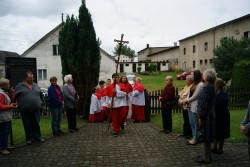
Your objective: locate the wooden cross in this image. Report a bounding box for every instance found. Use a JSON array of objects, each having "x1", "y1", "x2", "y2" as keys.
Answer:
[{"x1": 114, "y1": 34, "x2": 129, "y2": 74}]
